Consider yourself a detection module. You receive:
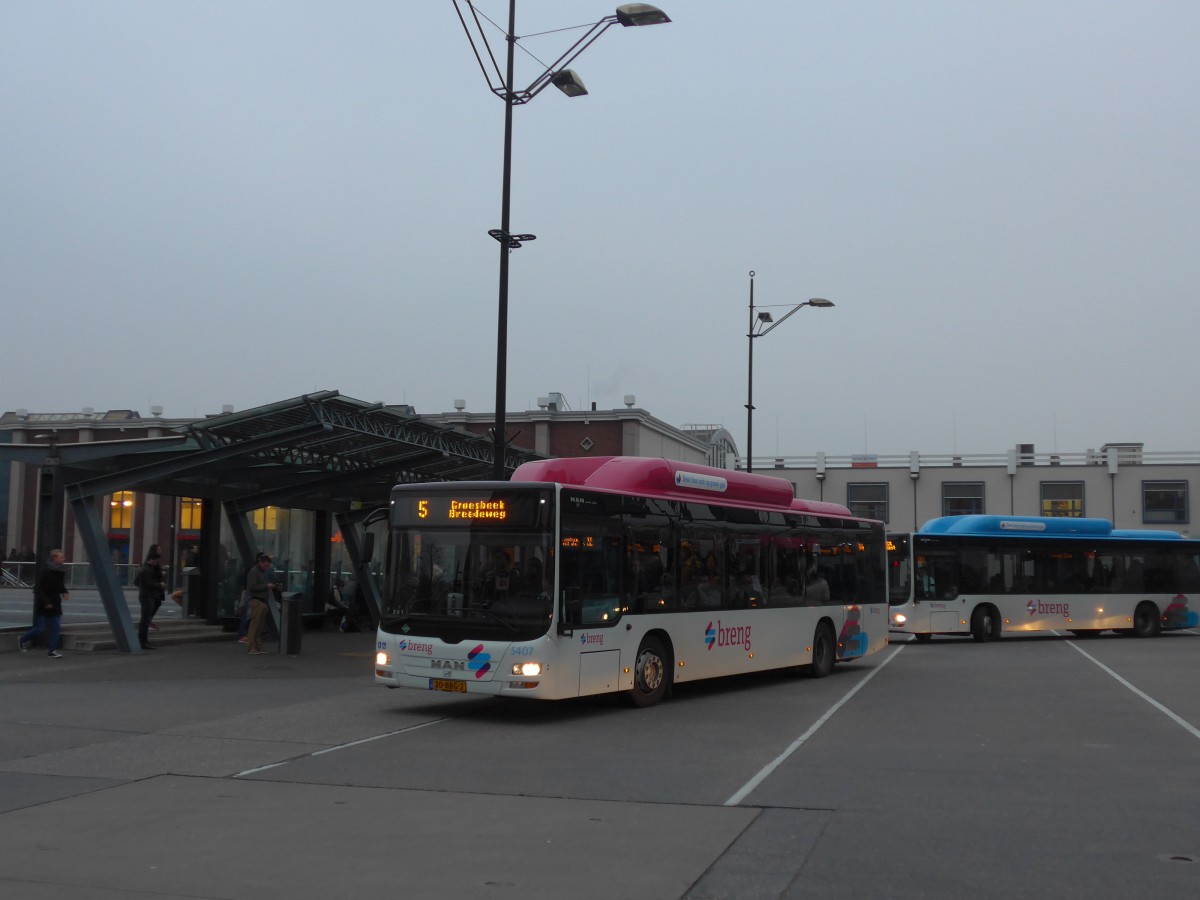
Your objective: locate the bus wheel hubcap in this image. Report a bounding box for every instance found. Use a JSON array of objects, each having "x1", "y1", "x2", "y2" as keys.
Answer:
[{"x1": 639, "y1": 652, "x2": 663, "y2": 691}]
